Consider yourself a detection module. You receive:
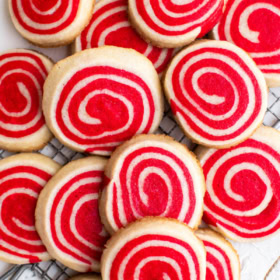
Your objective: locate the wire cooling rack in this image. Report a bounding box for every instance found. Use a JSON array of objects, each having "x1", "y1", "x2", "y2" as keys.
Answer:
[{"x1": 0, "y1": 87, "x2": 280, "y2": 280}]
